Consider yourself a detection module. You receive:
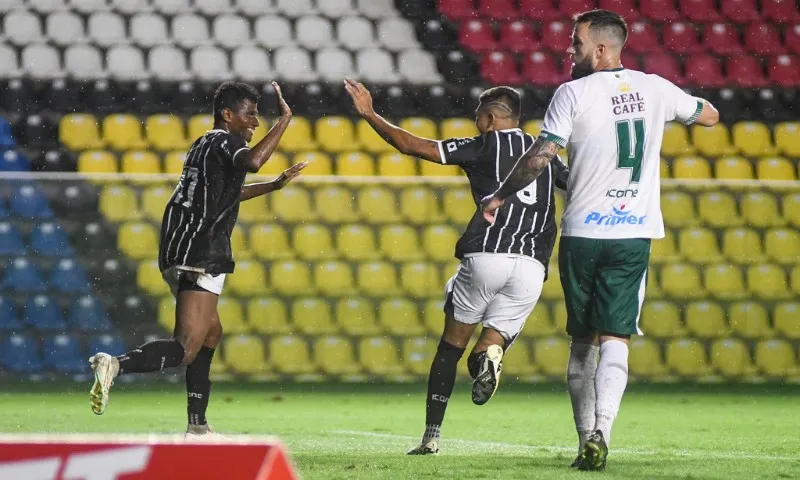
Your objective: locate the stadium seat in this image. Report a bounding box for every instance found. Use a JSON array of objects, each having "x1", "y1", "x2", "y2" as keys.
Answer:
[
  {"x1": 640, "y1": 300, "x2": 685, "y2": 338},
  {"x1": 315, "y1": 117, "x2": 358, "y2": 153},
  {"x1": 88, "y1": 334, "x2": 125, "y2": 359},
  {"x1": 117, "y1": 222, "x2": 157, "y2": 260},
  {"x1": 540, "y1": 262, "x2": 564, "y2": 301},
  {"x1": 21, "y1": 43, "x2": 62, "y2": 79},
  {"x1": 643, "y1": 52, "x2": 685, "y2": 85},
  {"x1": 247, "y1": 297, "x2": 291, "y2": 335},
  {"x1": 400, "y1": 187, "x2": 443, "y2": 225},
  {"x1": 314, "y1": 336, "x2": 361, "y2": 376},
  {"x1": 757, "y1": 157, "x2": 795, "y2": 181},
  {"x1": 679, "y1": 228, "x2": 722, "y2": 264},
  {"x1": 214, "y1": 298, "x2": 246, "y2": 334},
  {"x1": 764, "y1": 228, "x2": 800, "y2": 264},
  {"x1": 704, "y1": 264, "x2": 747, "y2": 300},
  {"x1": 335, "y1": 224, "x2": 378, "y2": 262},
  {"x1": 0, "y1": 222, "x2": 25, "y2": 256},
  {"x1": 697, "y1": 191, "x2": 741, "y2": 228},
  {"x1": 651, "y1": 230, "x2": 681, "y2": 264},
  {"x1": 24, "y1": 295, "x2": 65, "y2": 331},
  {"x1": 422, "y1": 299, "x2": 445, "y2": 335},
  {"x1": 440, "y1": 118, "x2": 479, "y2": 140},
  {"x1": 158, "y1": 296, "x2": 176, "y2": 333},
  {"x1": 59, "y1": 114, "x2": 104, "y2": 151},
  {"x1": 359, "y1": 337, "x2": 404, "y2": 376},
  {"x1": 774, "y1": 123, "x2": 800, "y2": 157},
  {"x1": 402, "y1": 337, "x2": 437, "y2": 376},
  {"x1": 715, "y1": 156, "x2": 754, "y2": 179},
  {"x1": 356, "y1": 48, "x2": 400, "y2": 83},
  {"x1": 357, "y1": 119, "x2": 395, "y2": 154},
  {"x1": 357, "y1": 261, "x2": 397, "y2": 297},
  {"x1": 293, "y1": 224, "x2": 334, "y2": 261},
  {"x1": 358, "y1": 186, "x2": 401, "y2": 224},
  {"x1": 141, "y1": 185, "x2": 172, "y2": 222},
  {"x1": 271, "y1": 261, "x2": 313, "y2": 296},
  {"x1": 661, "y1": 263, "x2": 705, "y2": 299},
  {"x1": 768, "y1": 55, "x2": 799, "y2": 88},
  {"x1": 661, "y1": 191, "x2": 698, "y2": 228},
  {"x1": 520, "y1": 303, "x2": 556, "y2": 338},
  {"x1": 711, "y1": 338, "x2": 756, "y2": 378},
  {"x1": 532, "y1": 336, "x2": 569, "y2": 377},
  {"x1": 226, "y1": 260, "x2": 268, "y2": 296},
  {"x1": 248, "y1": 224, "x2": 291, "y2": 261},
  {"x1": 3, "y1": 258, "x2": 45, "y2": 293},
  {"x1": 662, "y1": 123, "x2": 695, "y2": 156},
  {"x1": 499, "y1": 20, "x2": 539, "y2": 53},
  {"x1": 380, "y1": 225, "x2": 422, "y2": 261},
  {"x1": 271, "y1": 186, "x2": 315, "y2": 223},
  {"x1": 314, "y1": 186, "x2": 359, "y2": 224},
  {"x1": 792, "y1": 266, "x2": 800, "y2": 295},
  {"x1": 68, "y1": 295, "x2": 111, "y2": 332},
  {"x1": 102, "y1": 115, "x2": 147, "y2": 151},
  {"x1": 99, "y1": 184, "x2": 143, "y2": 222},
  {"x1": 458, "y1": 19, "x2": 497, "y2": 53},
  {"x1": 49, "y1": 258, "x2": 90, "y2": 294},
  {"x1": 291, "y1": 297, "x2": 337, "y2": 335},
  {"x1": 122, "y1": 151, "x2": 161, "y2": 174},
  {"x1": 9, "y1": 185, "x2": 52, "y2": 220},
  {"x1": 225, "y1": 335, "x2": 269, "y2": 374},
  {"x1": 728, "y1": 56, "x2": 769, "y2": 88},
  {"x1": 745, "y1": 22, "x2": 784, "y2": 56},
  {"x1": 625, "y1": 21, "x2": 660, "y2": 53},
  {"x1": 503, "y1": 340, "x2": 538, "y2": 378},
  {"x1": 163, "y1": 151, "x2": 186, "y2": 175},
  {"x1": 733, "y1": 122, "x2": 776, "y2": 157},
  {"x1": 0, "y1": 335, "x2": 41, "y2": 373},
  {"x1": 703, "y1": 23, "x2": 743, "y2": 55},
  {"x1": 401, "y1": 262, "x2": 440, "y2": 299},
  {"x1": 673, "y1": 156, "x2": 712, "y2": 179},
  {"x1": 422, "y1": 225, "x2": 460, "y2": 261},
  {"x1": 747, "y1": 264, "x2": 791, "y2": 300},
  {"x1": 378, "y1": 153, "x2": 417, "y2": 176},
  {"x1": 379, "y1": 298, "x2": 425, "y2": 336},
  {"x1": 685, "y1": 54, "x2": 726, "y2": 87},
  {"x1": 685, "y1": 301, "x2": 729, "y2": 338},
  {"x1": 314, "y1": 261, "x2": 356, "y2": 296},
  {"x1": 741, "y1": 192, "x2": 784, "y2": 228},
  {"x1": 629, "y1": 336, "x2": 667, "y2": 378},
  {"x1": 481, "y1": 51, "x2": 522, "y2": 86},
  {"x1": 666, "y1": 338, "x2": 712, "y2": 376},
  {"x1": 729, "y1": 301, "x2": 774, "y2": 339},
  {"x1": 145, "y1": 115, "x2": 189, "y2": 151},
  {"x1": 337, "y1": 297, "x2": 381, "y2": 335},
  {"x1": 722, "y1": 228, "x2": 766, "y2": 264},
  {"x1": 337, "y1": 16, "x2": 375, "y2": 51},
  {"x1": 692, "y1": 123, "x2": 735, "y2": 157},
  {"x1": 755, "y1": 339, "x2": 799, "y2": 378},
  {"x1": 0, "y1": 296, "x2": 22, "y2": 331},
  {"x1": 774, "y1": 302, "x2": 800, "y2": 339},
  {"x1": 520, "y1": 51, "x2": 562, "y2": 86},
  {"x1": 335, "y1": 152, "x2": 375, "y2": 176},
  {"x1": 64, "y1": 45, "x2": 105, "y2": 80},
  {"x1": 784, "y1": 193, "x2": 800, "y2": 228},
  {"x1": 722, "y1": 0, "x2": 760, "y2": 22},
  {"x1": 42, "y1": 334, "x2": 84, "y2": 373},
  {"x1": 293, "y1": 152, "x2": 332, "y2": 176}
]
